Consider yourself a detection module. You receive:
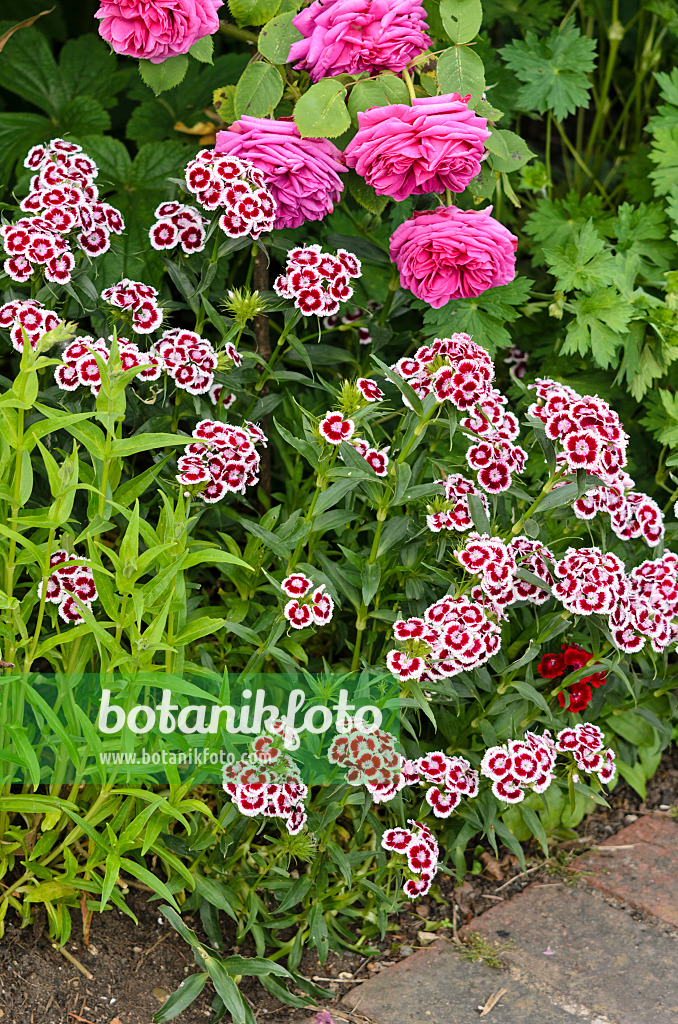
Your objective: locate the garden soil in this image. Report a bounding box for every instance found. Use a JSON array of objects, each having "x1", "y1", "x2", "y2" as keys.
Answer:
[{"x1": 1, "y1": 745, "x2": 676, "y2": 1024}]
